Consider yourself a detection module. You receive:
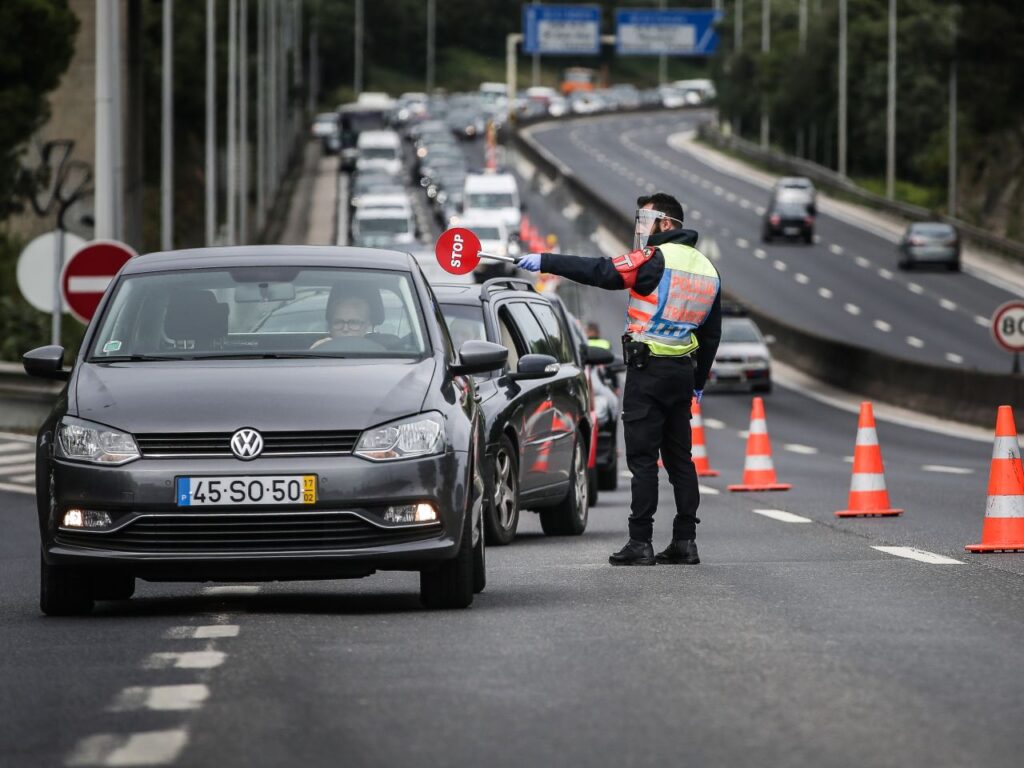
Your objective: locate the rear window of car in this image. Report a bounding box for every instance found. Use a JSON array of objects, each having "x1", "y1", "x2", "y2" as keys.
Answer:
[
  {"x1": 88, "y1": 267, "x2": 429, "y2": 361},
  {"x1": 721, "y1": 319, "x2": 763, "y2": 344},
  {"x1": 909, "y1": 224, "x2": 955, "y2": 238}
]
